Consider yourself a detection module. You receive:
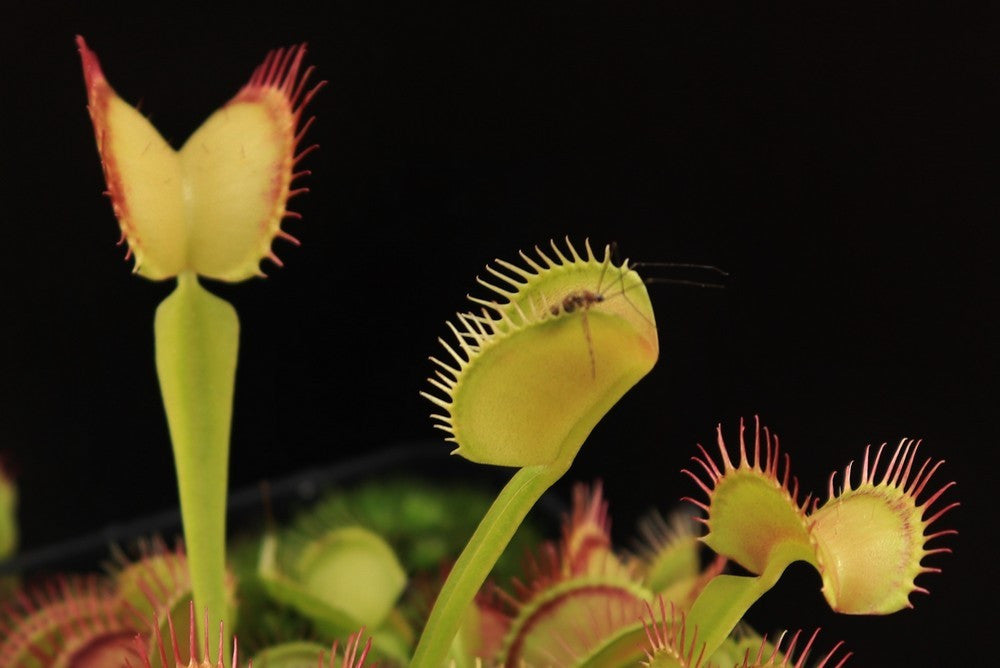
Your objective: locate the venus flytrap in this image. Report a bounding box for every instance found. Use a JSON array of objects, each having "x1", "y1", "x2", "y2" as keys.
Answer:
[
  {"x1": 0, "y1": 539, "x2": 202, "y2": 665},
  {"x1": 135, "y1": 601, "x2": 374, "y2": 668},
  {"x1": 0, "y1": 463, "x2": 16, "y2": 603},
  {"x1": 678, "y1": 418, "x2": 956, "y2": 661},
  {"x1": 404, "y1": 252, "x2": 958, "y2": 666},
  {"x1": 640, "y1": 602, "x2": 850, "y2": 668},
  {"x1": 450, "y1": 423, "x2": 954, "y2": 666},
  {"x1": 412, "y1": 242, "x2": 957, "y2": 666},
  {"x1": 77, "y1": 37, "x2": 324, "y2": 655},
  {"x1": 413, "y1": 238, "x2": 659, "y2": 666},
  {"x1": 256, "y1": 525, "x2": 412, "y2": 664},
  {"x1": 48, "y1": 34, "x2": 957, "y2": 663},
  {"x1": 0, "y1": 575, "x2": 138, "y2": 665},
  {"x1": 0, "y1": 462, "x2": 15, "y2": 561},
  {"x1": 0, "y1": 220, "x2": 961, "y2": 664}
]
